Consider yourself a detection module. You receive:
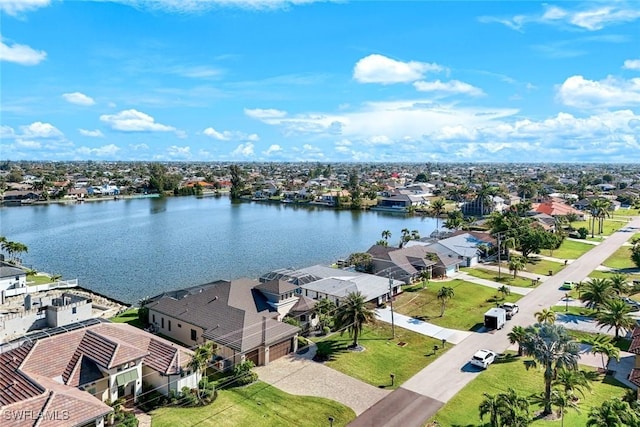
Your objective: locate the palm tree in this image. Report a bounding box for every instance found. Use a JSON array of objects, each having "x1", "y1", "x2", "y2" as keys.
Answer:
[
  {"x1": 521, "y1": 323, "x2": 580, "y2": 415},
  {"x1": 508, "y1": 255, "x2": 526, "y2": 279},
  {"x1": 580, "y1": 278, "x2": 615, "y2": 311},
  {"x1": 609, "y1": 273, "x2": 630, "y2": 295},
  {"x1": 498, "y1": 387, "x2": 530, "y2": 426},
  {"x1": 553, "y1": 368, "x2": 592, "y2": 401},
  {"x1": 574, "y1": 281, "x2": 584, "y2": 299},
  {"x1": 587, "y1": 398, "x2": 640, "y2": 427},
  {"x1": 444, "y1": 210, "x2": 464, "y2": 230},
  {"x1": 315, "y1": 298, "x2": 336, "y2": 332},
  {"x1": 596, "y1": 299, "x2": 636, "y2": 339},
  {"x1": 189, "y1": 342, "x2": 216, "y2": 401},
  {"x1": 535, "y1": 308, "x2": 556, "y2": 324},
  {"x1": 436, "y1": 286, "x2": 455, "y2": 317},
  {"x1": 400, "y1": 228, "x2": 411, "y2": 246},
  {"x1": 549, "y1": 389, "x2": 580, "y2": 427},
  {"x1": 419, "y1": 269, "x2": 431, "y2": 289},
  {"x1": 430, "y1": 198, "x2": 446, "y2": 238},
  {"x1": 508, "y1": 325, "x2": 527, "y2": 357},
  {"x1": 411, "y1": 230, "x2": 420, "y2": 240},
  {"x1": 588, "y1": 334, "x2": 620, "y2": 372},
  {"x1": 479, "y1": 392, "x2": 503, "y2": 427},
  {"x1": 497, "y1": 285, "x2": 511, "y2": 300},
  {"x1": 333, "y1": 292, "x2": 375, "y2": 349},
  {"x1": 381, "y1": 230, "x2": 392, "y2": 242}
]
